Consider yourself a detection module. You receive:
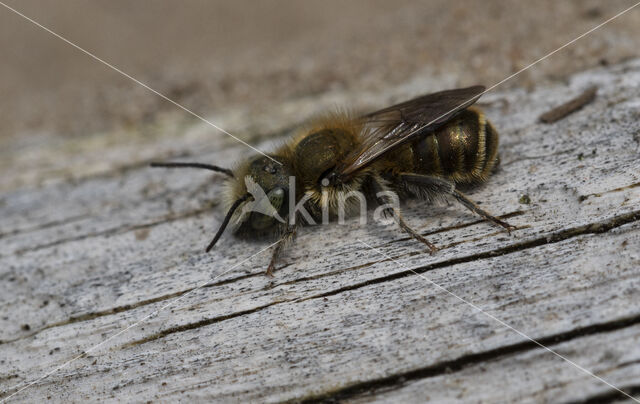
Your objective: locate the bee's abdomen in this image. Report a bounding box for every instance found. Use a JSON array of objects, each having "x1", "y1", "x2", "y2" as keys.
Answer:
[{"x1": 410, "y1": 108, "x2": 498, "y2": 184}]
